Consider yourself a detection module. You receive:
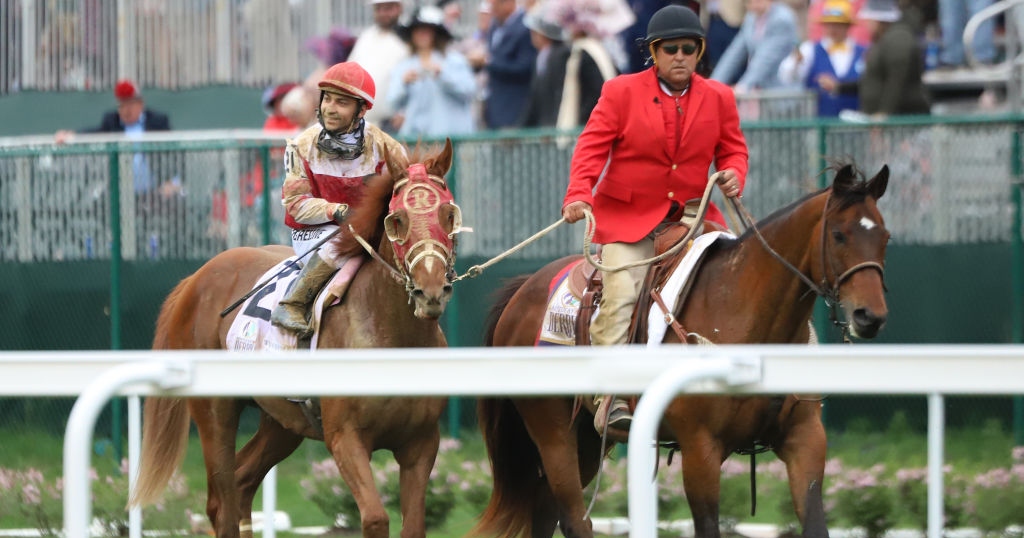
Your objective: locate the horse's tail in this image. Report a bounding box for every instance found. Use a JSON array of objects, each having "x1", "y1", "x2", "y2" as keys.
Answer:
[
  {"x1": 127, "y1": 397, "x2": 191, "y2": 508},
  {"x1": 471, "y1": 398, "x2": 546, "y2": 538},
  {"x1": 128, "y1": 277, "x2": 194, "y2": 508},
  {"x1": 471, "y1": 275, "x2": 543, "y2": 538}
]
